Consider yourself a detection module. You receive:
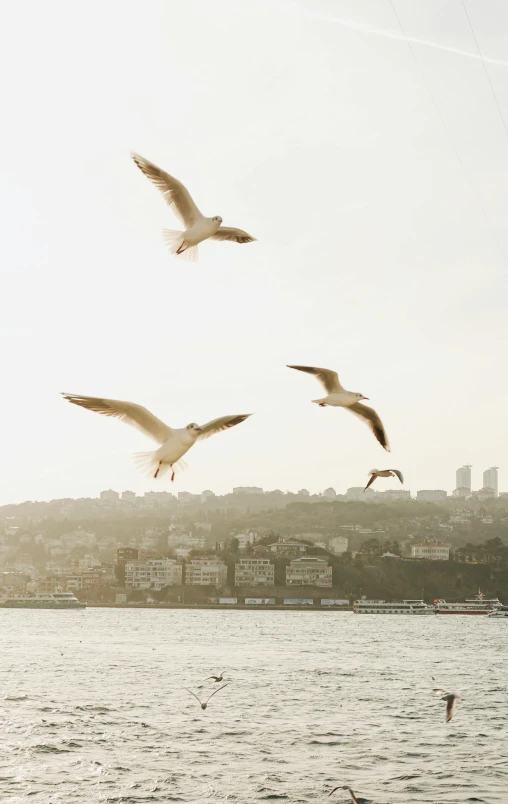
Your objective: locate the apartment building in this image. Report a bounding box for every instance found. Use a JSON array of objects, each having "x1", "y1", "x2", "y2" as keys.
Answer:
[
  {"x1": 411, "y1": 541, "x2": 450, "y2": 561},
  {"x1": 286, "y1": 557, "x2": 332, "y2": 587},
  {"x1": 125, "y1": 558, "x2": 183, "y2": 589},
  {"x1": 234, "y1": 558, "x2": 274, "y2": 587},
  {"x1": 185, "y1": 557, "x2": 228, "y2": 587}
]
